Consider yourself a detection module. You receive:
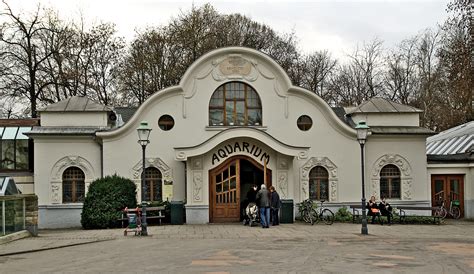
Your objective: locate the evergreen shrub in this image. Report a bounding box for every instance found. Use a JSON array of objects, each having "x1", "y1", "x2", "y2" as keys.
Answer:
[
  {"x1": 81, "y1": 175, "x2": 137, "y2": 229},
  {"x1": 334, "y1": 206, "x2": 353, "y2": 222}
]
